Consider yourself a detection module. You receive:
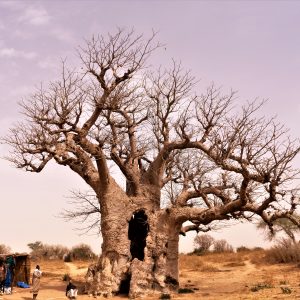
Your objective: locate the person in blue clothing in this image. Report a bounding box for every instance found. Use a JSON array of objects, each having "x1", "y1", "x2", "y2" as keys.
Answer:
[
  {"x1": 0, "y1": 260, "x2": 6, "y2": 294},
  {"x1": 4, "y1": 266, "x2": 12, "y2": 294},
  {"x1": 5, "y1": 255, "x2": 15, "y2": 292}
]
